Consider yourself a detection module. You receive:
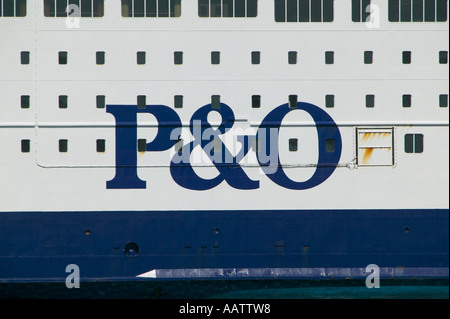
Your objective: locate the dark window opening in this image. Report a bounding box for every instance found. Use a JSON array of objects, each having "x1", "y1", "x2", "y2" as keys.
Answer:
[
  {"x1": 251, "y1": 51, "x2": 260, "y2": 64},
  {"x1": 96, "y1": 139, "x2": 106, "y2": 152},
  {"x1": 252, "y1": 95, "x2": 261, "y2": 108},
  {"x1": 275, "y1": 0, "x2": 334, "y2": 22},
  {"x1": 137, "y1": 95, "x2": 146, "y2": 109},
  {"x1": 137, "y1": 51, "x2": 146, "y2": 65},
  {"x1": 403, "y1": 94, "x2": 412, "y2": 108},
  {"x1": 211, "y1": 51, "x2": 220, "y2": 64},
  {"x1": 366, "y1": 94, "x2": 375, "y2": 108},
  {"x1": 439, "y1": 94, "x2": 448, "y2": 108},
  {"x1": 96, "y1": 95, "x2": 105, "y2": 109},
  {"x1": 138, "y1": 139, "x2": 147, "y2": 152},
  {"x1": 174, "y1": 95, "x2": 183, "y2": 108},
  {"x1": 21, "y1": 51, "x2": 30, "y2": 65},
  {"x1": 402, "y1": 51, "x2": 411, "y2": 64},
  {"x1": 352, "y1": 0, "x2": 371, "y2": 22},
  {"x1": 288, "y1": 51, "x2": 297, "y2": 64},
  {"x1": 59, "y1": 51, "x2": 68, "y2": 65},
  {"x1": 21, "y1": 95, "x2": 30, "y2": 109},
  {"x1": 174, "y1": 51, "x2": 183, "y2": 65},
  {"x1": 96, "y1": 51, "x2": 105, "y2": 65},
  {"x1": 325, "y1": 51, "x2": 334, "y2": 64},
  {"x1": 1, "y1": 0, "x2": 26, "y2": 17},
  {"x1": 44, "y1": 0, "x2": 104, "y2": 17},
  {"x1": 59, "y1": 139, "x2": 68, "y2": 153},
  {"x1": 405, "y1": 133, "x2": 424, "y2": 153},
  {"x1": 389, "y1": 0, "x2": 447, "y2": 22},
  {"x1": 325, "y1": 94, "x2": 335, "y2": 108},
  {"x1": 289, "y1": 138, "x2": 298, "y2": 152},
  {"x1": 439, "y1": 51, "x2": 448, "y2": 64},
  {"x1": 199, "y1": 0, "x2": 257, "y2": 17},
  {"x1": 289, "y1": 95, "x2": 298, "y2": 108},
  {"x1": 59, "y1": 95, "x2": 68, "y2": 109},
  {"x1": 364, "y1": 51, "x2": 373, "y2": 64},
  {"x1": 325, "y1": 138, "x2": 335, "y2": 153},
  {"x1": 21, "y1": 139, "x2": 30, "y2": 153},
  {"x1": 211, "y1": 95, "x2": 221, "y2": 109}
]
